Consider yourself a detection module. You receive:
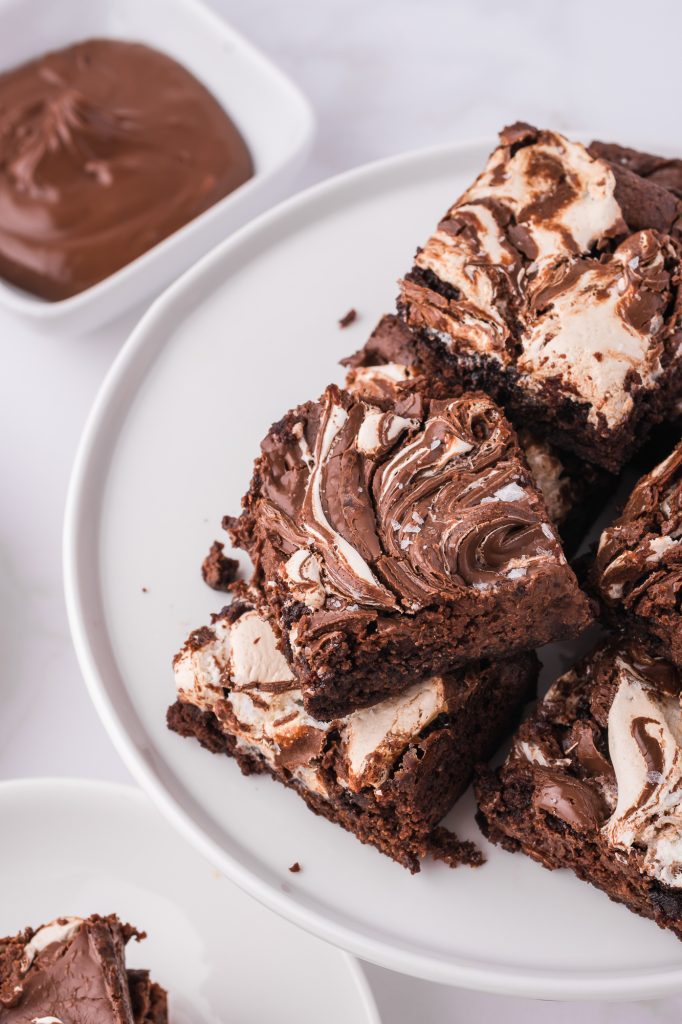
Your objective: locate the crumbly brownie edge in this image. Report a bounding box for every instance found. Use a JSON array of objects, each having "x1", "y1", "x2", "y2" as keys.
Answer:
[
  {"x1": 167, "y1": 652, "x2": 537, "y2": 873},
  {"x1": 289, "y1": 570, "x2": 586, "y2": 720},
  {"x1": 593, "y1": 605, "x2": 682, "y2": 669},
  {"x1": 127, "y1": 971, "x2": 169, "y2": 1024},
  {"x1": 475, "y1": 763, "x2": 682, "y2": 940},
  {"x1": 168, "y1": 699, "x2": 453, "y2": 872}
]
